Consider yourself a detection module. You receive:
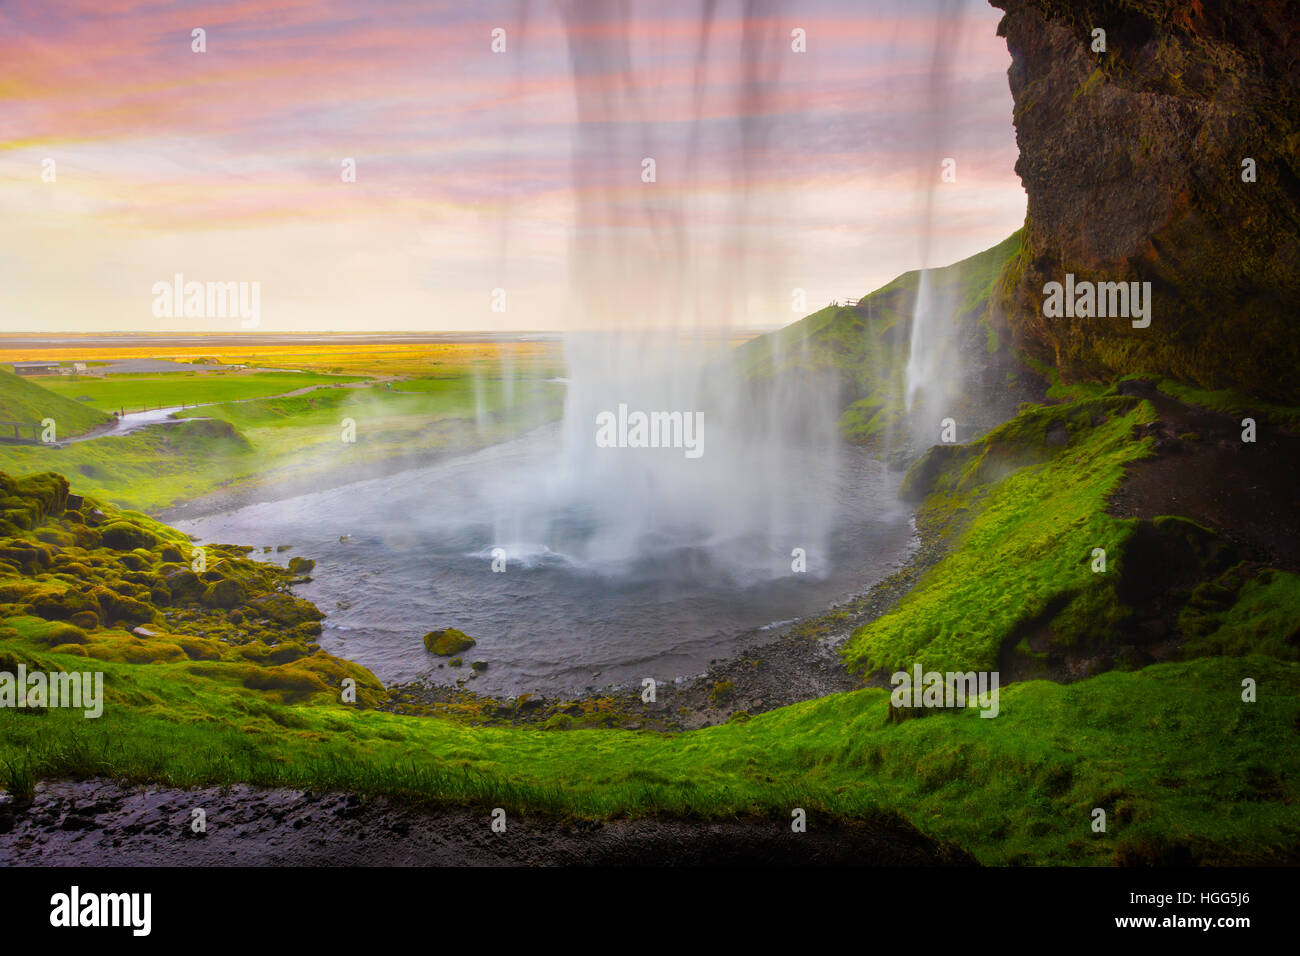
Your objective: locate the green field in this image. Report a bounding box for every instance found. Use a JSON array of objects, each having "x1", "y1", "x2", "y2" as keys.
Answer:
[
  {"x1": 0, "y1": 364, "x2": 564, "y2": 513},
  {"x1": 38, "y1": 370, "x2": 367, "y2": 414}
]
